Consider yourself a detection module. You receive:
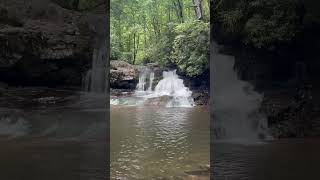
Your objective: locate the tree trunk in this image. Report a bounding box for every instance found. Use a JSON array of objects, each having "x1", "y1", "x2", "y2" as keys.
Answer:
[
  {"x1": 143, "y1": 16, "x2": 148, "y2": 49},
  {"x1": 193, "y1": 0, "x2": 204, "y2": 20},
  {"x1": 133, "y1": 33, "x2": 136, "y2": 64},
  {"x1": 173, "y1": 0, "x2": 184, "y2": 23},
  {"x1": 128, "y1": 34, "x2": 131, "y2": 54},
  {"x1": 177, "y1": 0, "x2": 184, "y2": 23},
  {"x1": 133, "y1": 33, "x2": 140, "y2": 65},
  {"x1": 118, "y1": 17, "x2": 123, "y2": 51}
]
